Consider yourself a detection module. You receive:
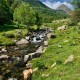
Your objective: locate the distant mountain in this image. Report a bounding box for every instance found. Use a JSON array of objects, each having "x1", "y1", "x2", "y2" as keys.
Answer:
[
  {"x1": 56, "y1": 4, "x2": 72, "y2": 14},
  {"x1": 20, "y1": 0, "x2": 68, "y2": 22}
]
